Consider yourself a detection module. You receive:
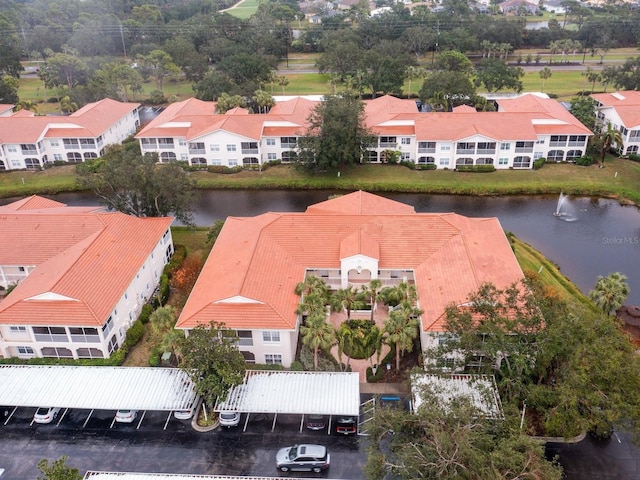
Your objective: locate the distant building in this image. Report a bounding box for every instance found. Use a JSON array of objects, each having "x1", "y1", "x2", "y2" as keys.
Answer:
[
  {"x1": 498, "y1": 0, "x2": 539, "y2": 14},
  {"x1": 137, "y1": 93, "x2": 591, "y2": 170},
  {"x1": 0, "y1": 196, "x2": 173, "y2": 360},
  {"x1": 591, "y1": 91, "x2": 640, "y2": 156},
  {"x1": 0, "y1": 99, "x2": 139, "y2": 171}
]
